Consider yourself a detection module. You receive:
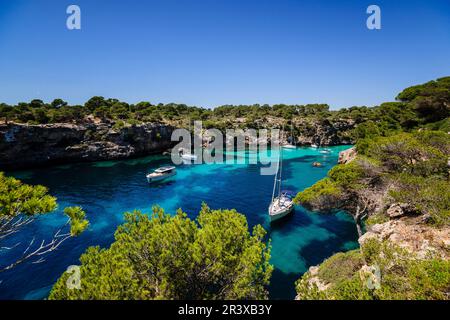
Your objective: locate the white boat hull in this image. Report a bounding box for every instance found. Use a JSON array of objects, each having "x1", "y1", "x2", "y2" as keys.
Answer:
[
  {"x1": 269, "y1": 207, "x2": 293, "y2": 222},
  {"x1": 181, "y1": 154, "x2": 197, "y2": 161},
  {"x1": 146, "y1": 170, "x2": 176, "y2": 183},
  {"x1": 269, "y1": 197, "x2": 294, "y2": 222},
  {"x1": 282, "y1": 144, "x2": 296, "y2": 149}
]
